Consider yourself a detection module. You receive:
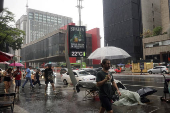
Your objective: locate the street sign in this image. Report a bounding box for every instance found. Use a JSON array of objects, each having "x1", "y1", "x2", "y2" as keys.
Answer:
[{"x1": 68, "y1": 25, "x2": 86, "y2": 57}]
